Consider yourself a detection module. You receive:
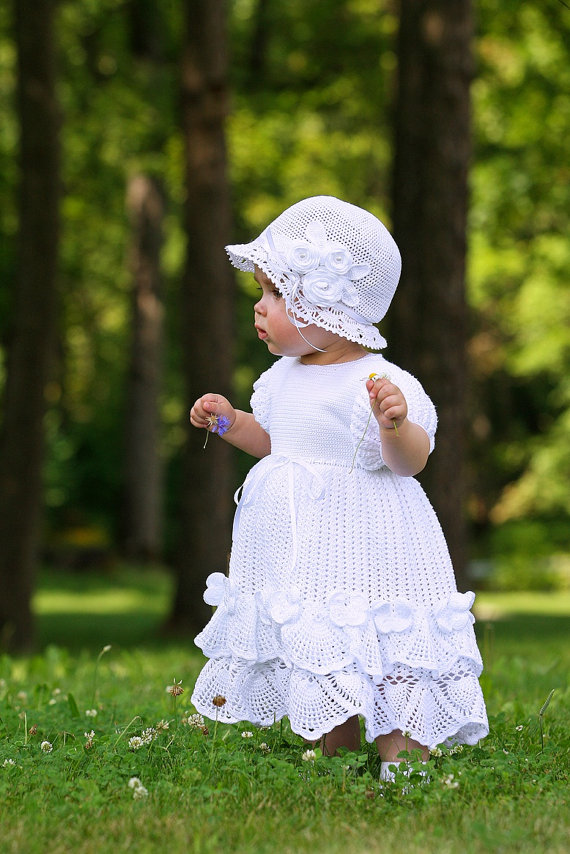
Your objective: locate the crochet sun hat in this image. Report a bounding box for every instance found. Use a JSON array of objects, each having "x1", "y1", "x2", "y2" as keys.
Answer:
[{"x1": 226, "y1": 195, "x2": 401, "y2": 350}]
